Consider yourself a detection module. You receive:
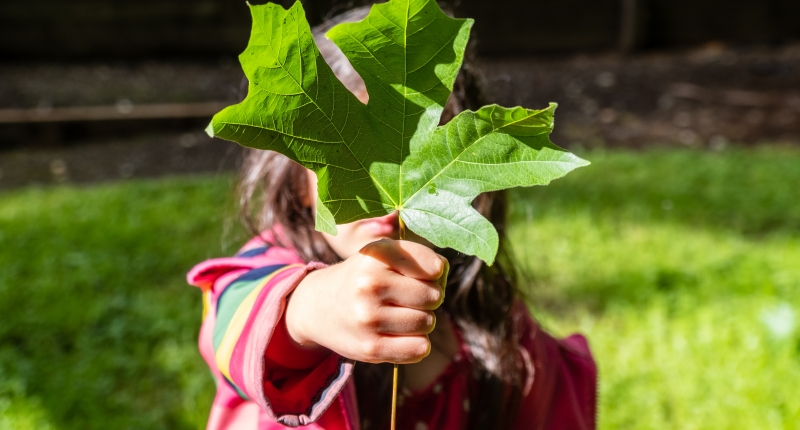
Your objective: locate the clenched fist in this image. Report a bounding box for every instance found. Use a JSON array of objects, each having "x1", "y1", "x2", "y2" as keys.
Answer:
[{"x1": 285, "y1": 239, "x2": 449, "y2": 364}]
